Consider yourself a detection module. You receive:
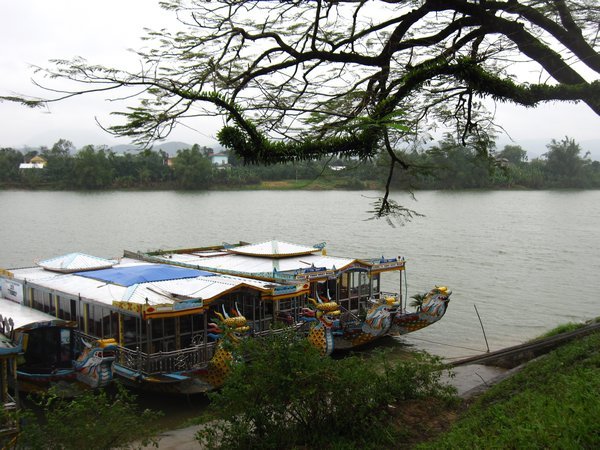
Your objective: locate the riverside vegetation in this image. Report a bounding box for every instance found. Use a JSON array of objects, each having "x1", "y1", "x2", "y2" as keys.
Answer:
[
  {"x1": 2, "y1": 136, "x2": 600, "y2": 191},
  {"x1": 193, "y1": 328, "x2": 600, "y2": 449},
  {"x1": 3, "y1": 325, "x2": 598, "y2": 449},
  {"x1": 419, "y1": 328, "x2": 600, "y2": 449}
]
